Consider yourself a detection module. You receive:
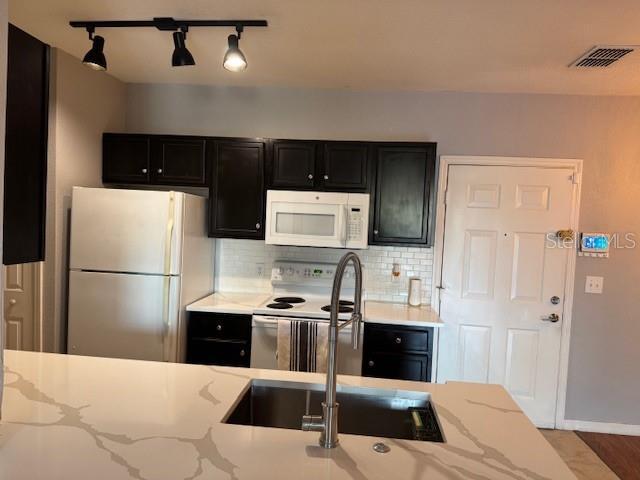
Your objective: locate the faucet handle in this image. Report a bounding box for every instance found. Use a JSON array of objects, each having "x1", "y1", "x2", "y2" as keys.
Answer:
[{"x1": 351, "y1": 312, "x2": 362, "y2": 349}]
